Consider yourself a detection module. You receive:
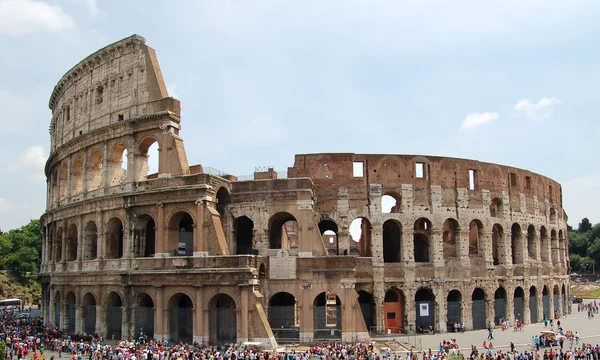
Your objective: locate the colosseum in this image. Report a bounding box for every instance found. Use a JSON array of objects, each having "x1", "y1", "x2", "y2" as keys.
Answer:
[{"x1": 39, "y1": 35, "x2": 570, "y2": 346}]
